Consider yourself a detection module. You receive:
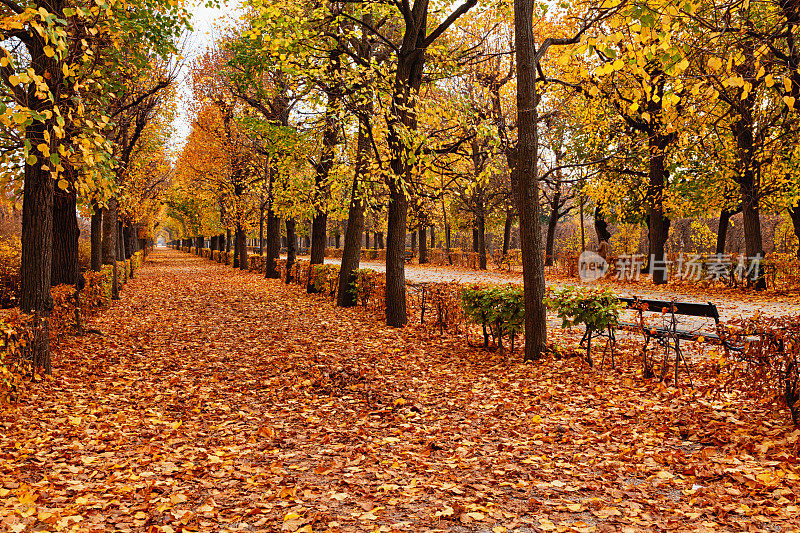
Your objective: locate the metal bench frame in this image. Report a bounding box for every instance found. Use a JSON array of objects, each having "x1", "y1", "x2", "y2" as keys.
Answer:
[{"x1": 616, "y1": 297, "x2": 741, "y2": 387}]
